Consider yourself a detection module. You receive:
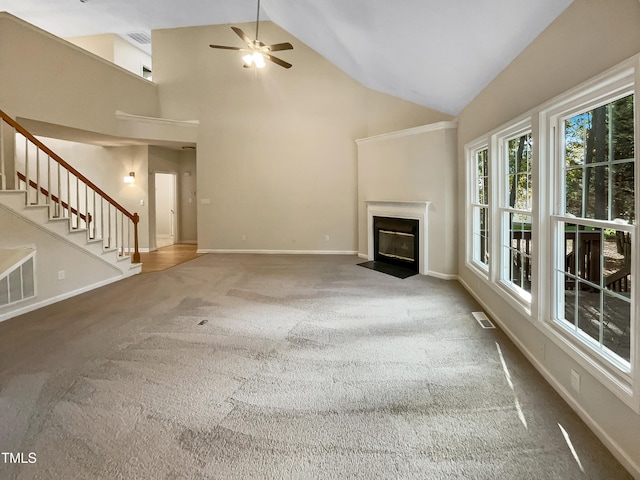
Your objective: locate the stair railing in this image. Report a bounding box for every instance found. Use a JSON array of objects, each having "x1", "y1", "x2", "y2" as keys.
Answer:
[{"x1": 0, "y1": 109, "x2": 140, "y2": 264}]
